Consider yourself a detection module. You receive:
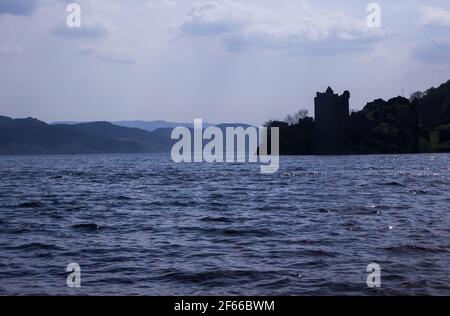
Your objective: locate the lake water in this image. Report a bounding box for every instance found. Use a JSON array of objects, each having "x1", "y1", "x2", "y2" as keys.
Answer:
[{"x1": 0, "y1": 154, "x2": 449, "y2": 295}]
